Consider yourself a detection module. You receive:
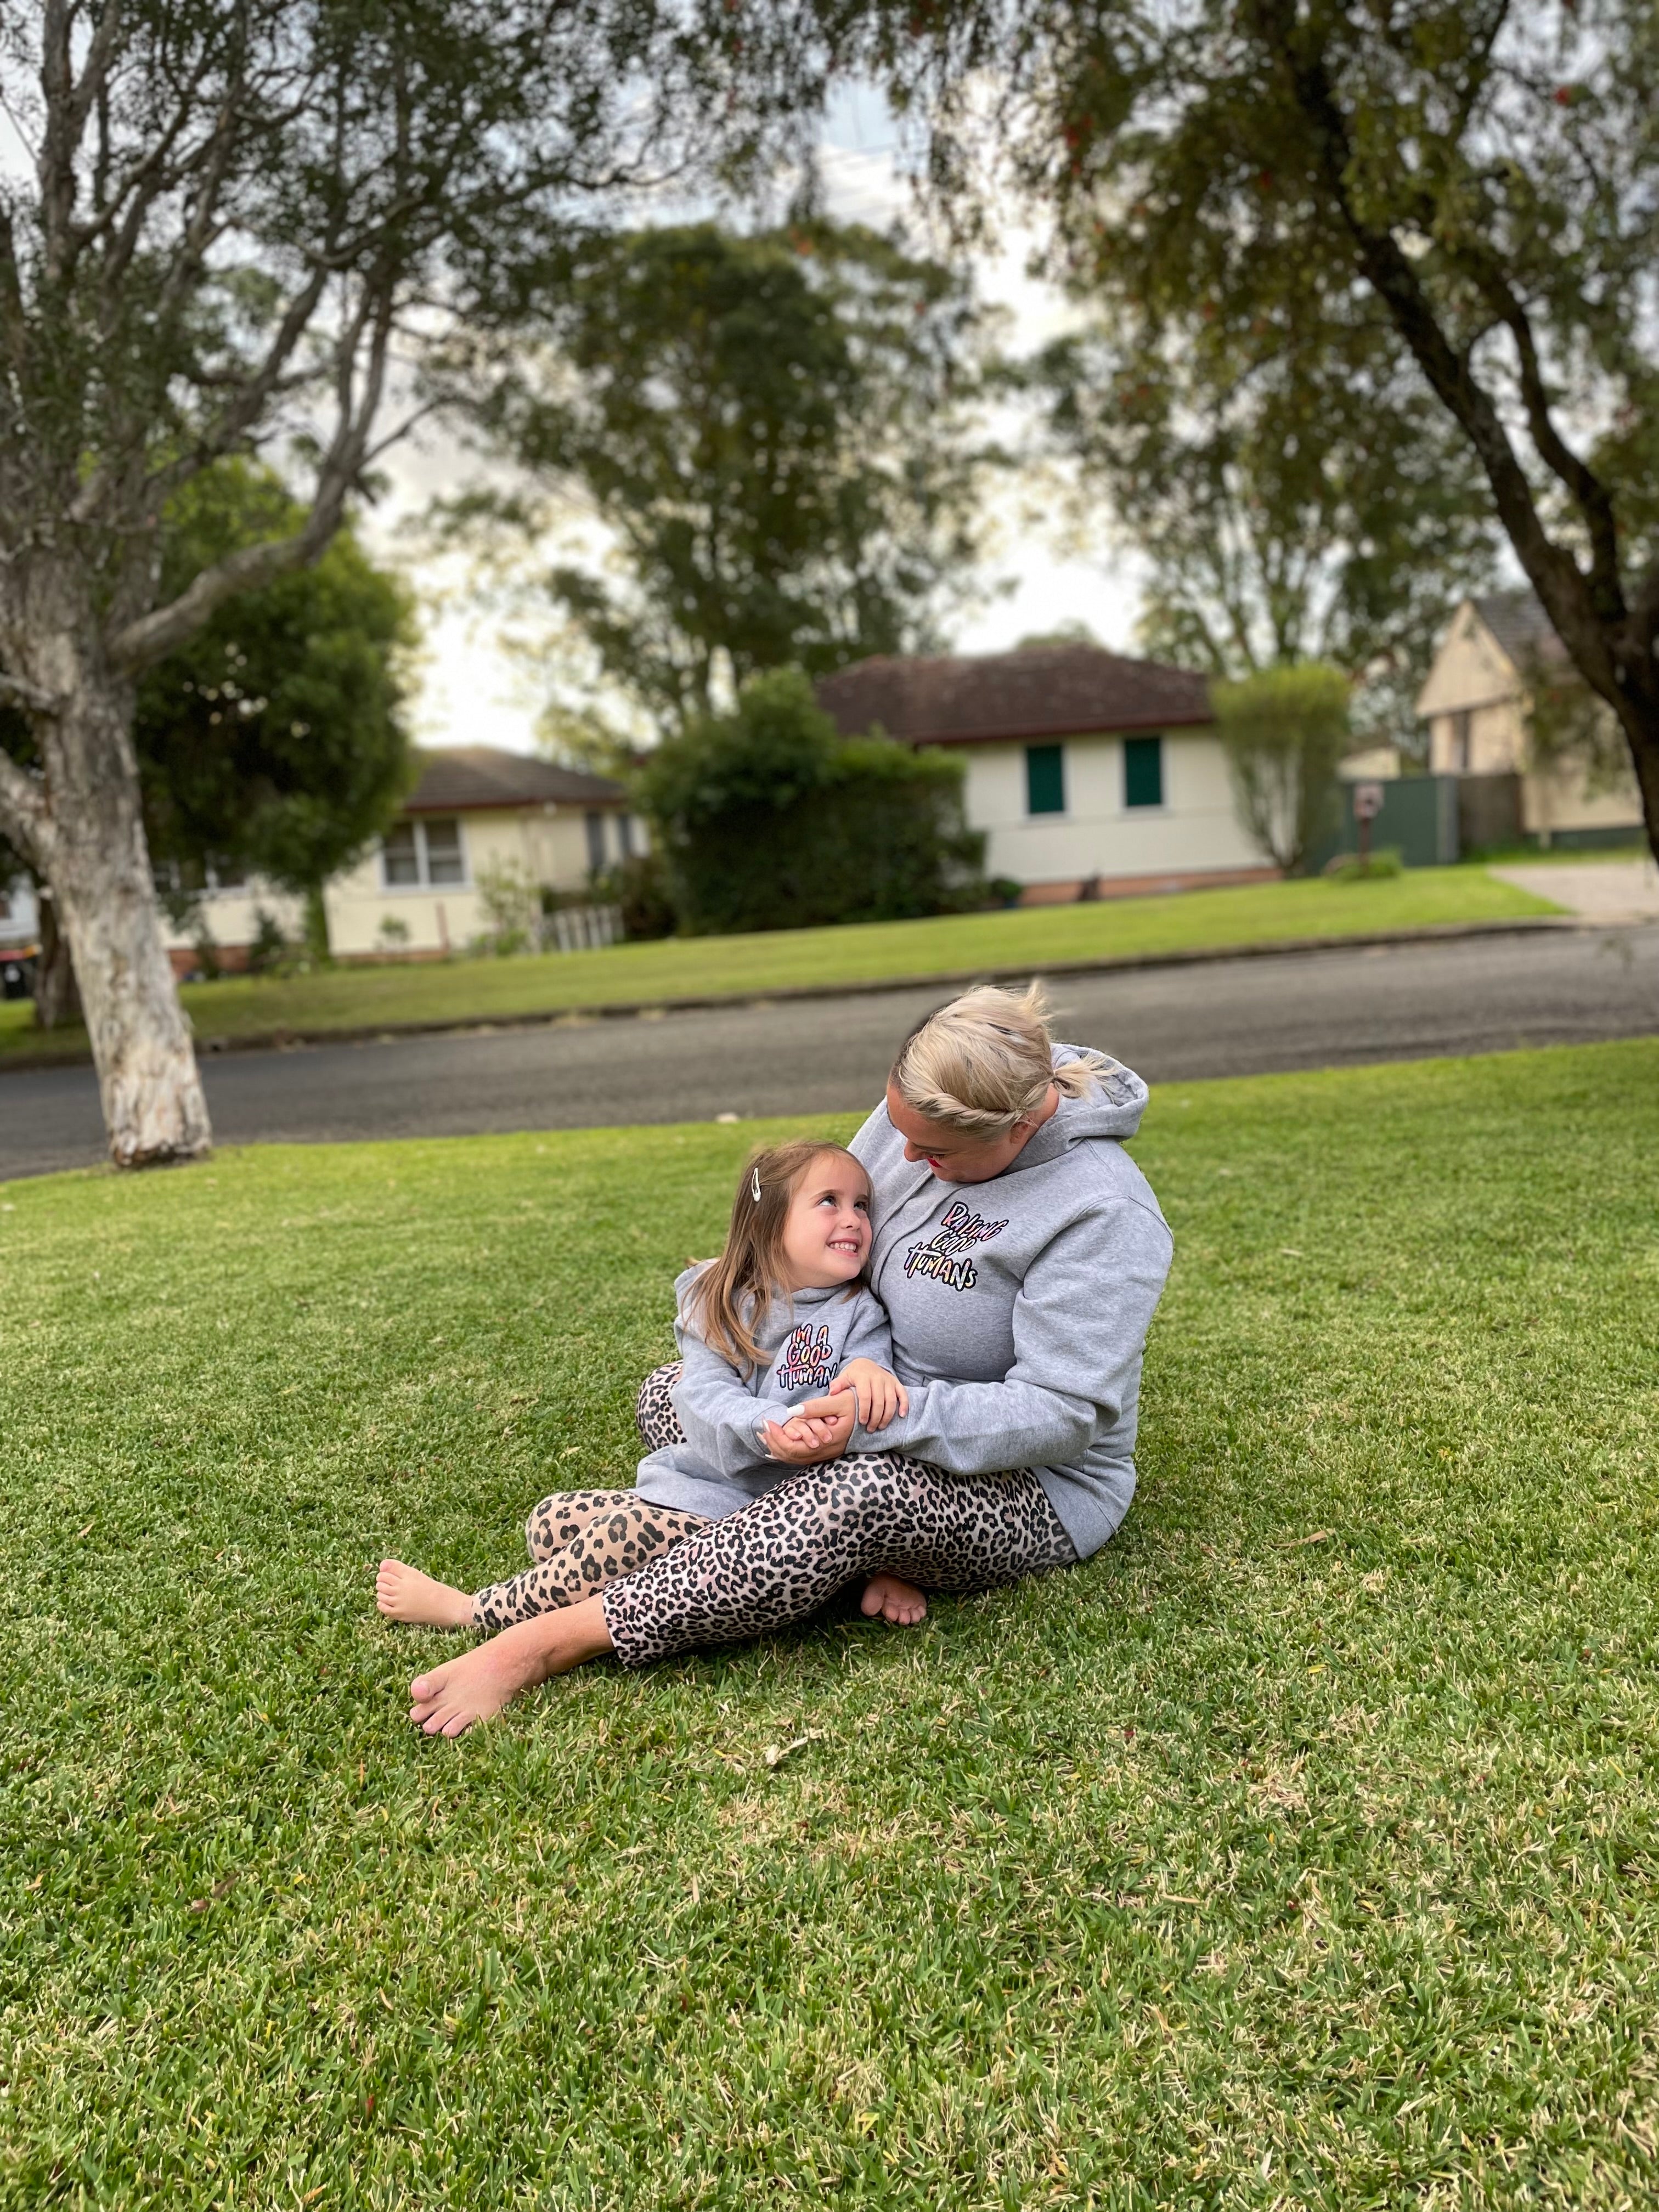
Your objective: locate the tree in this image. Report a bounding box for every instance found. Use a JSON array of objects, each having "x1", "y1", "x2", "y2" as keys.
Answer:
[
  {"x1": 635, "y1": 667, "x2": 986, "y2": 932},
  {"x1": 454, "y1": 220, "x2": 1001, "y2": 735},
  {"x1": 136, "y1": 462, "x2": 415, "y2": 956},
  {"x1": 819, "y1": 0, "x2": 1659, "y2": 866},
  {"x1": 2, "y1": 459, "x2": 417, "y2": 1016},
  {"x1": 1211, "y1": 662, "x2": 1350, "y2": 874},
  {"x1": 0, "y1": 1, "x2": 791, "y2": 1166},
  {"x1": 1035, "y1": 328, "x2": 1501, "y2": 742}
]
